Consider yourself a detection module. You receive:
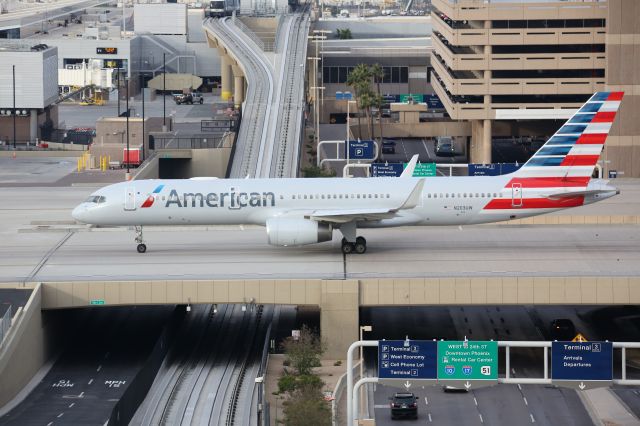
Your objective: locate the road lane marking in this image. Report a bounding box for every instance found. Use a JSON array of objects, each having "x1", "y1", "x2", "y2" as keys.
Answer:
[
  {"x1": 523, "y1": 397, "x2": 528, "y2": 406},
  {"x1": 69, "y1": 403, "x2": 75, "y2": 408},
  {"x1": 79, "y1": 392, "x2": 84, "y2": 398},
  {"x1": 424, "y1": 396, "x2": 428, "y2": 405},
  {"x1": 88, "y1": 379, "x2": 94, "y2": 385},
  {"x1": 96, "y1": 365, "x2": 102, "y2": 372},
  {"x1": 530, "y1": 414, "x2": 535, "y2": 423},
  {"x1": 479, "y1": 414, "x2": 484, "y2": 423},
  {"x1": 517, "y1": 384, "x2": 522, "y2": 391},
  {"x1": 474, "y1": 397, "x2": 478, "y2": 406},
  {"x1": 428, "y1": 413, "x2": 432, "y2": 422},
  {"x1": 47, "y1": 422, "x2": 53, "y2": 426},
  {"x1": 57, "y1": 413, "x2": 64, "y2": 418}
]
